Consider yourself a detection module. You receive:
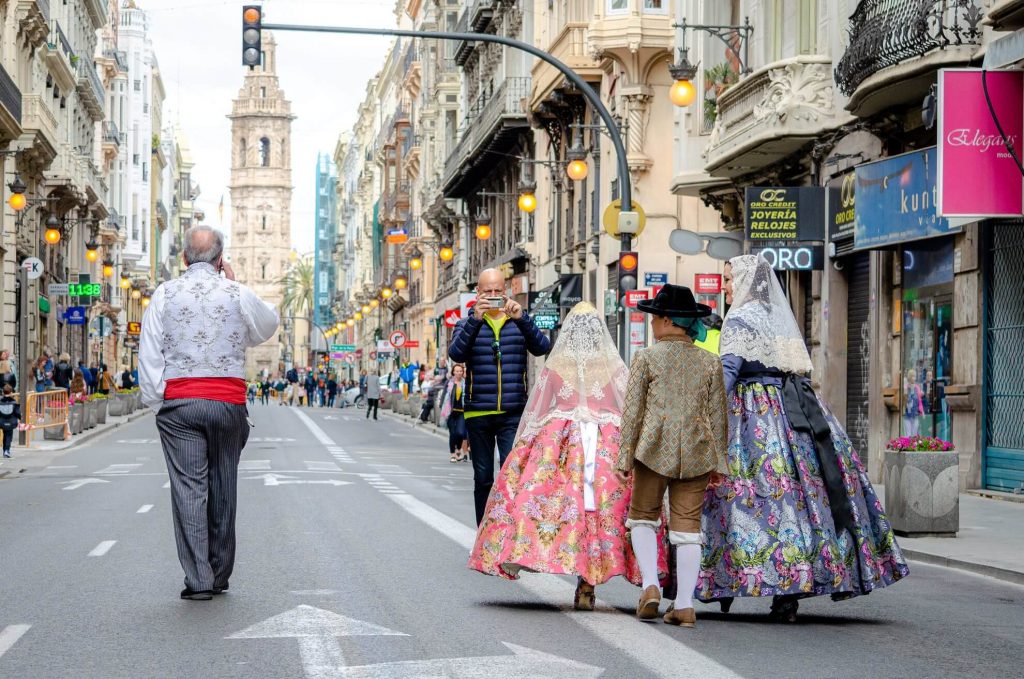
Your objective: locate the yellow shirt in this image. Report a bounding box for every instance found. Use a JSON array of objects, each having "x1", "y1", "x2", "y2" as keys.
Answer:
[
  {"x1": 695, "y1": 328, "x2": 721, "y2": 356},
  {"x1": 464, "y1": 314, "x2": 508, "y2": 420}
]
